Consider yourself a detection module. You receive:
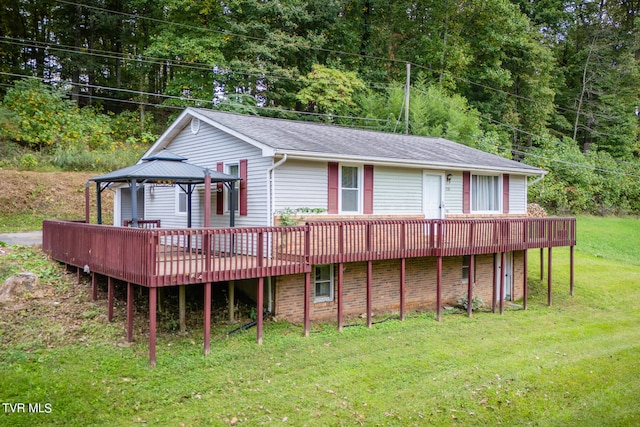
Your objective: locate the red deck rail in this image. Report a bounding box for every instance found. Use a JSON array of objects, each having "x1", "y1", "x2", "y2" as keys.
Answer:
[{"x1": 43, "y1": 217, "x2": 575, "y2": 287}]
